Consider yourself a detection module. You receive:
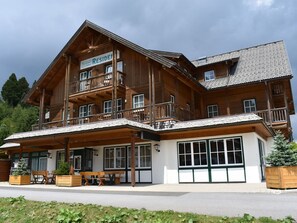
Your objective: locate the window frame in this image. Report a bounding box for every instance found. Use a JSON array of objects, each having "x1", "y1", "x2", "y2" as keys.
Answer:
[
  {"x1": 132, "y1": 94, "x2": 144, "y2": 109},
  {"x1": 178, "y1": 140, "x2": 208, "y2": 168},
  {"x1": 104, "y1": 147, "x2": 126, "y2": 170},
  {"x1": 103, "y1": 99, "x2": 122, "y2": 114},
  {"x1": 204, "y1": 70, "x2": 215, "y2": 81},
  {"x1": 243, "y1": 99, "x2": 257, "y2": 113},
  {"x1": 128, "y1": 144, "x2": 152, "y2": 169},
  {"x1": 209, "y1": 137, "x2": 243, "y2": 166},
  {"x1": 207, "y1": 104, "x2": 219, "y2": 118}
]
